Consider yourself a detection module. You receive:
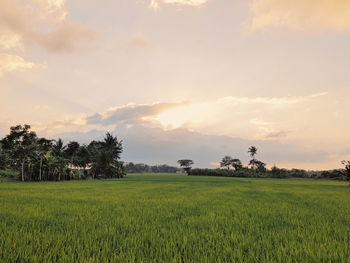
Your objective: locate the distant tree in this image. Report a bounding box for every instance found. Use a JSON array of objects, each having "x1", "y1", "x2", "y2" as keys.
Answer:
[
  {"x1": 270, "y1": 166, "x2": 289, "y2": 178},
  {"x1": 255, "y1": 160, "x2": 267, "y2": 173},
  {"x1": 248, "y1": 146, "x2": 258, "y2": 159},
  {"x1": 177, "y1": 159, "x2": 194, "y2": 174},
  {"x1": 220, "y1": 156, "x2": 233, "y2": 170},
  {"x1": 231, "y1": 158, "x2": 243, "y2": 171},
  {"x1": 341, "y1": 160, "x2": 350, "y2": 186},
  {"x1": 249, "y1": 159, "x2": 266, "y2": 173}
]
